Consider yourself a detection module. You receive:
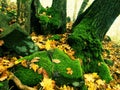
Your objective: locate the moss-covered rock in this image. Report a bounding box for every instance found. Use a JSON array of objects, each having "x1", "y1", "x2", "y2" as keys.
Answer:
[
  {"x1": 0, "y1": 23, "x2": 39, "y2": 56},
  {"x1": 14, "y1": 48, "x2": 82, "y2": 86}
]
